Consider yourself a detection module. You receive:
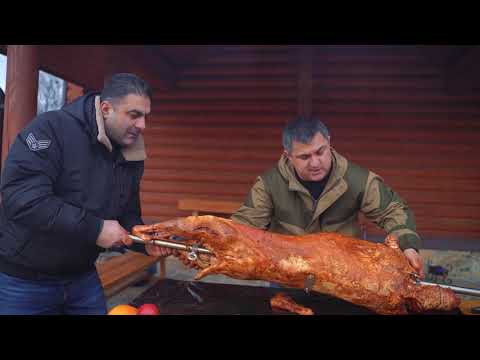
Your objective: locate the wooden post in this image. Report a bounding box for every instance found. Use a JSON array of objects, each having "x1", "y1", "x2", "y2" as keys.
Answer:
[
  {"x1": 1, "y1": 45, "x2": 39, "y2": 167},
  {"x1": 297, "y1": 46, "x2": 313, "y2": 119}
]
